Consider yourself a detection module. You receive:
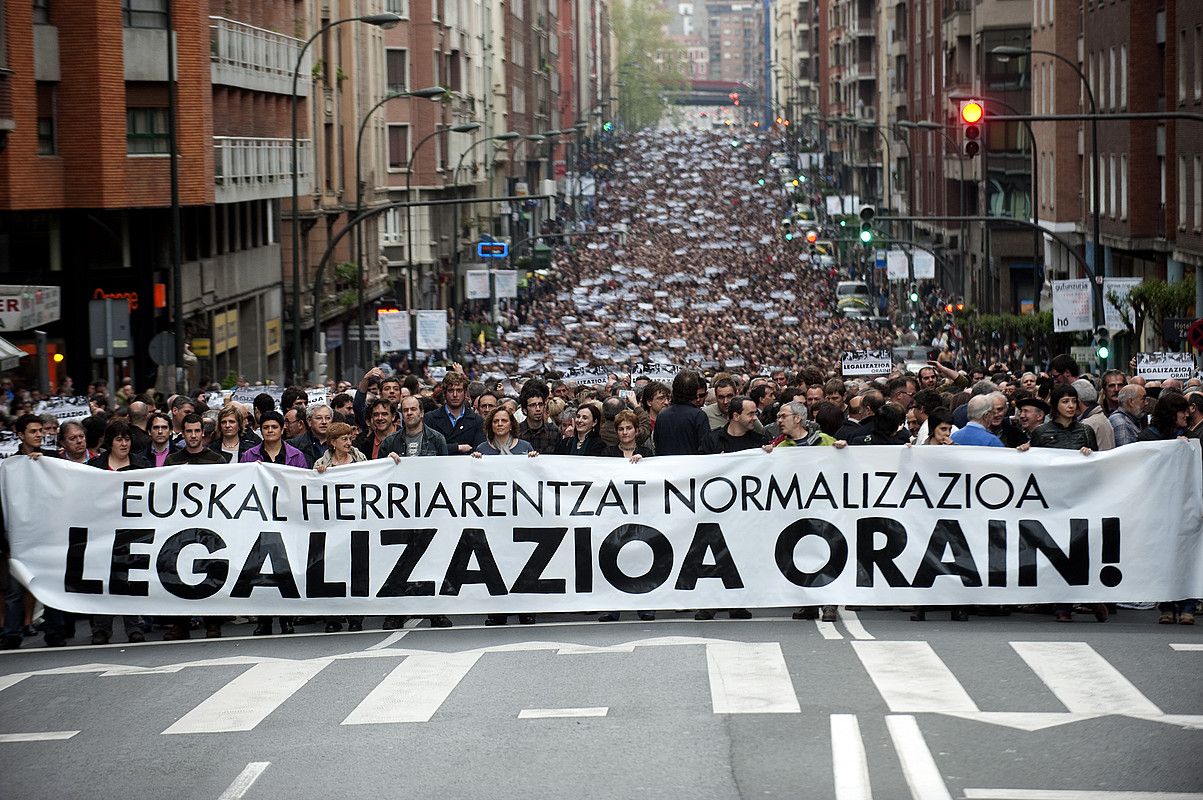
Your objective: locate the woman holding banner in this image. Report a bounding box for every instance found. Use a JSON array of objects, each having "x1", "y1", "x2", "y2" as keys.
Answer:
[
  {"x1": 597, "y1": 409, "x2": 656, "y2": 623},
  {"x1": 1028, "y1": 384, "x2": 1105, "y2": 623},
  {"x1": 475, "y1": 406, "x2": 538, "y2": 626}
]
